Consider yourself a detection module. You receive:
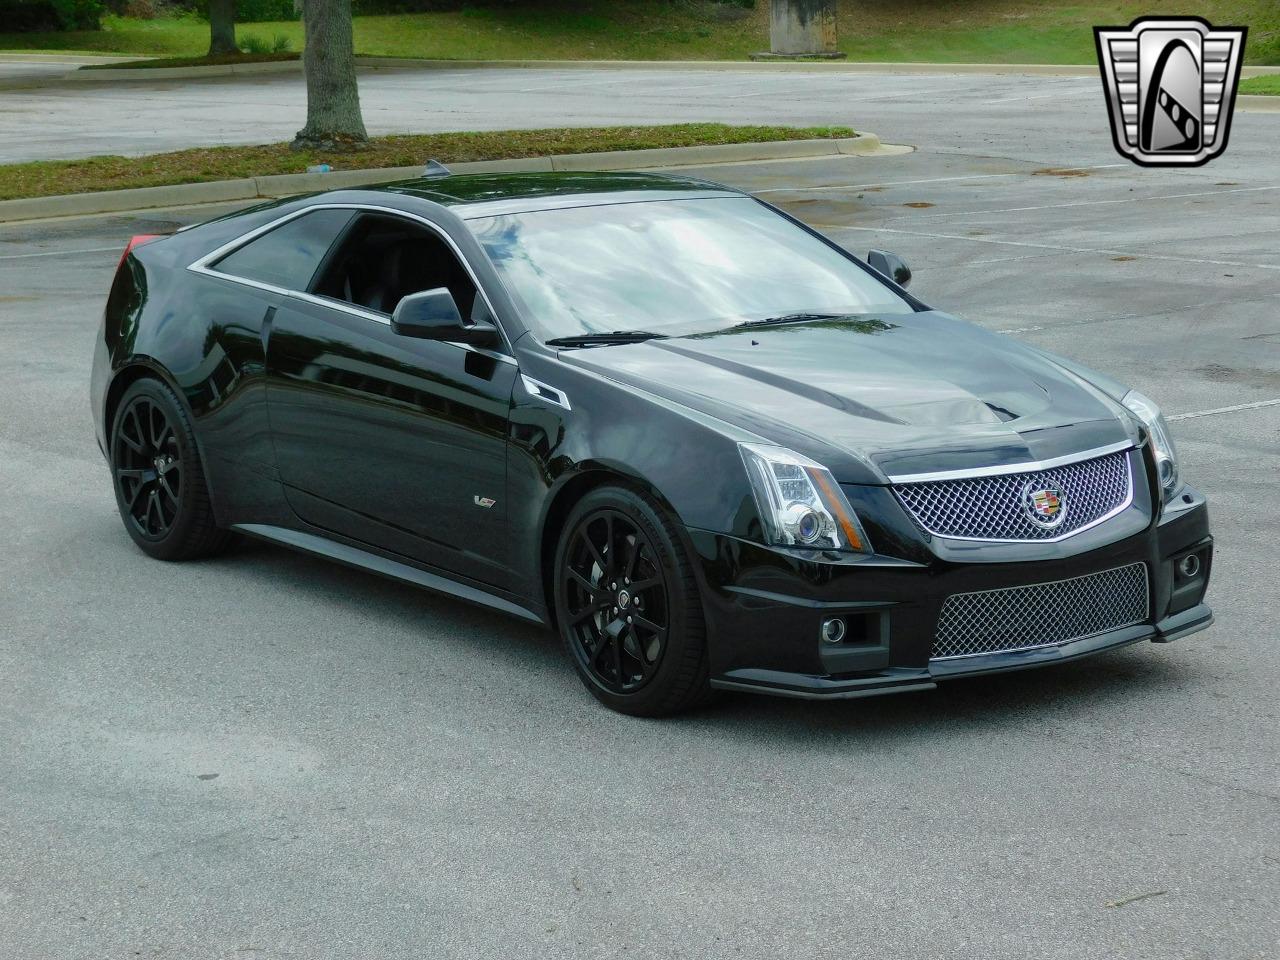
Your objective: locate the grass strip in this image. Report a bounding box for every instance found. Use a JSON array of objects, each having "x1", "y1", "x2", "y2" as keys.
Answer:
[{"x1": 0, "y1": 124, "x2": 855, "y2": 201}]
